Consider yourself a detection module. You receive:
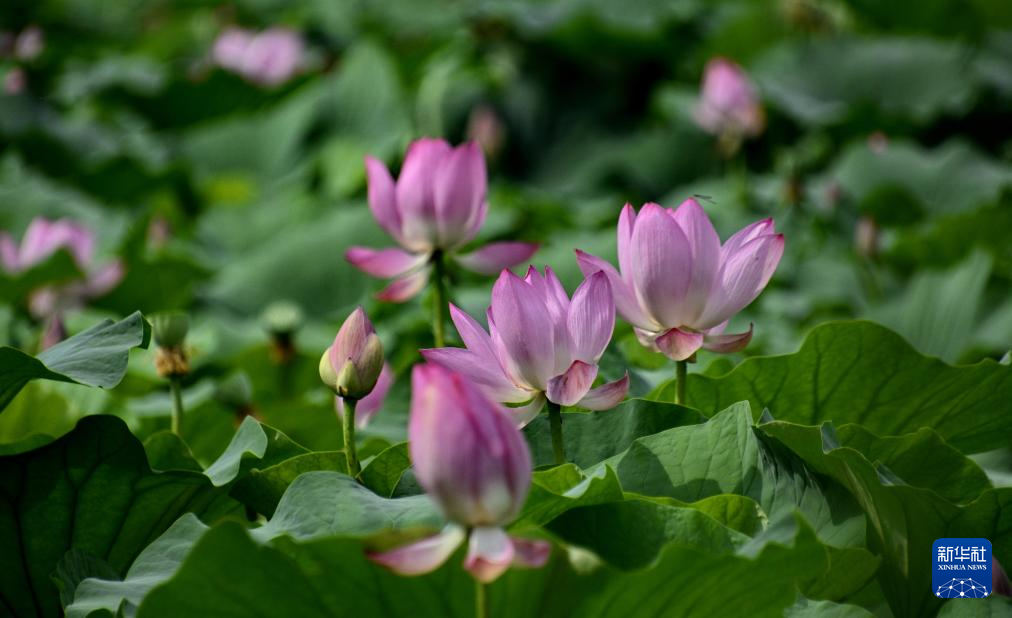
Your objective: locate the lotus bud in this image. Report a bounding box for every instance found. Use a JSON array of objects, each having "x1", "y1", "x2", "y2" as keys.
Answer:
[
  {"x1": 151, "y1": 312, "x2": 191, "y2": 378},
  {"x1": 368, "y1": 364, "x2": 549, "y2": 582},
  {"x1": 320, "y1": 307, "x2": 383, "y2": 400}
]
